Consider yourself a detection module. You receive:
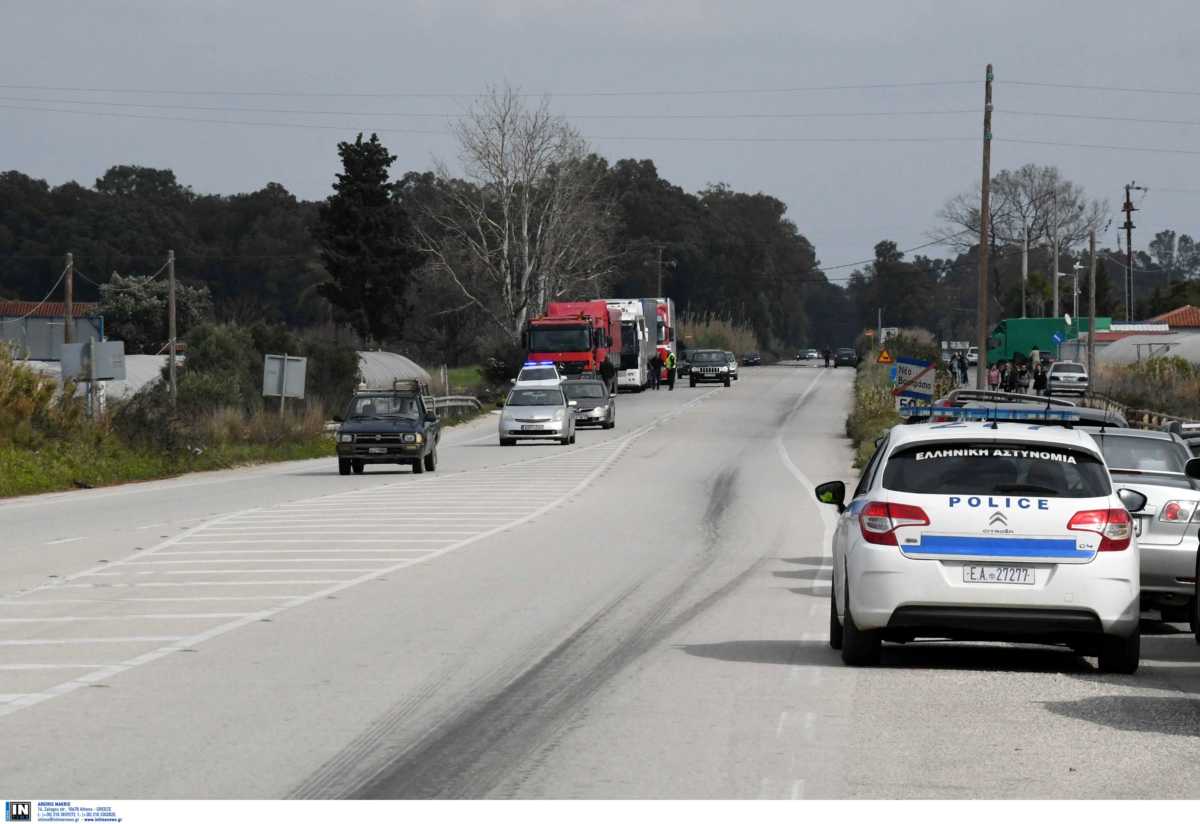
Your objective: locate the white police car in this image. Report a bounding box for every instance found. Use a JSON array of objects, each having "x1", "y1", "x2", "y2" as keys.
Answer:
[{"x1": 814, "y1": 415, "x2": 1147, "y2": 672}]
